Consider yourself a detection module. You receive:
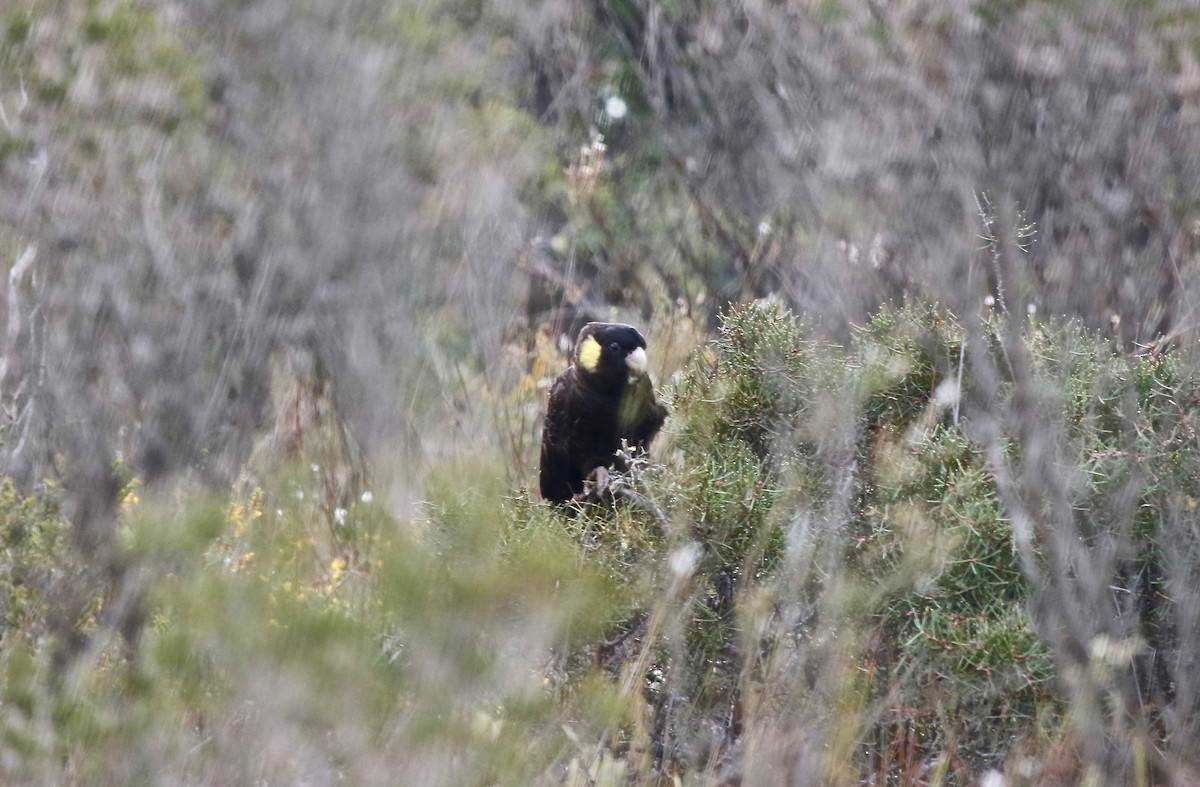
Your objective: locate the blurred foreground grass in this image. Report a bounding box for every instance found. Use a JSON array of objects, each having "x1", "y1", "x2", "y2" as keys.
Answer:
[{"x1": 1, "y1": 303, "x2": 1198, "y2": 784}]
